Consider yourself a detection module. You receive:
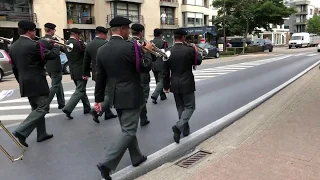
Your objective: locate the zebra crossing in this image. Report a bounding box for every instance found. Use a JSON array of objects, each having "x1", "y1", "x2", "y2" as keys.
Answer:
[{"x1": 0, "y1": 54, "x2": 301, "y2": 121}]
